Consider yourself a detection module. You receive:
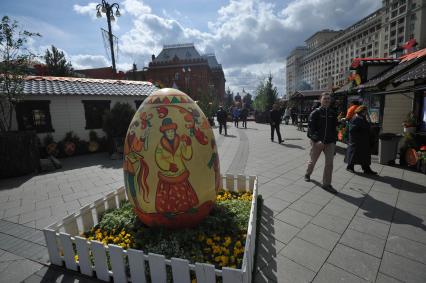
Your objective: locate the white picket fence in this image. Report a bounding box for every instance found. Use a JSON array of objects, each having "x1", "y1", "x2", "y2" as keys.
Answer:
[{"x1": 43, "y1": 174, "x2": 258, "y2": 283}]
